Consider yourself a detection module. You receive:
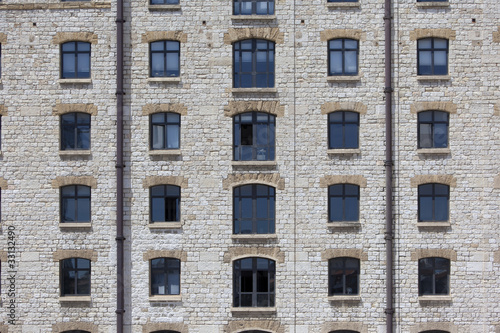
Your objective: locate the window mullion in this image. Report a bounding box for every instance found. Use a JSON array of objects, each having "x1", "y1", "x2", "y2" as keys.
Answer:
[{"x1": 252, "y1": 259, "x2": 257, "y2": 306}]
